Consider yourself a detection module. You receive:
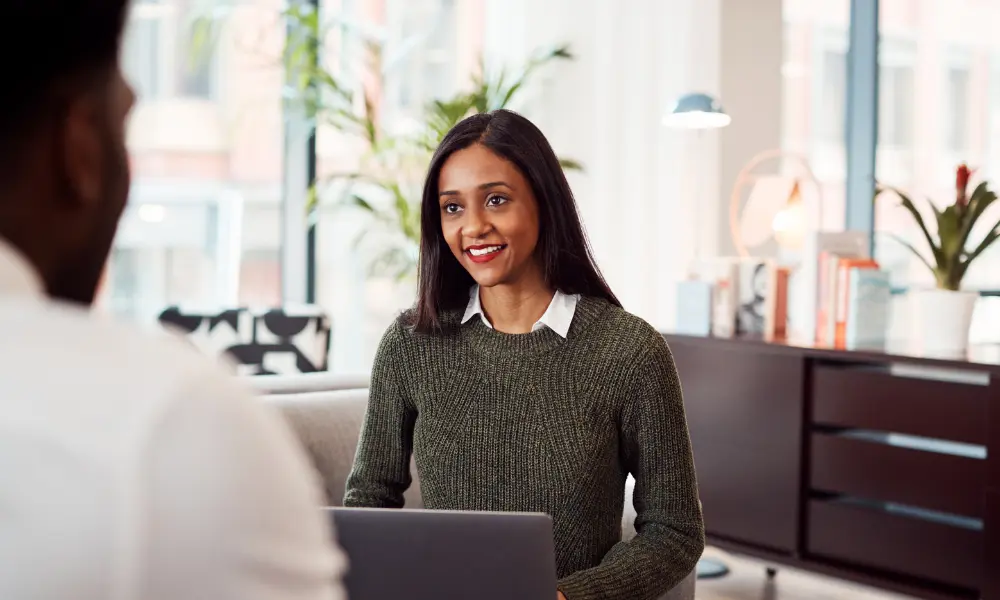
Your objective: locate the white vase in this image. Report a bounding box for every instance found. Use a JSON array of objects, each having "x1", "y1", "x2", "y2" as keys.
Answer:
[{"x1": 911, "y1": 288, "x2": 978, "y2": 356}]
